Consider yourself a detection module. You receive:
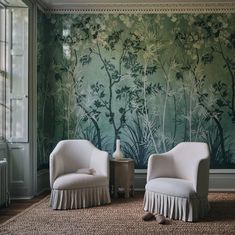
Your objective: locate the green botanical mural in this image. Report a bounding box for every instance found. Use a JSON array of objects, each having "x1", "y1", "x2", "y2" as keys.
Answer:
[{"x1": 37, "y1": 12, "x2": 235, "y2": 170}]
